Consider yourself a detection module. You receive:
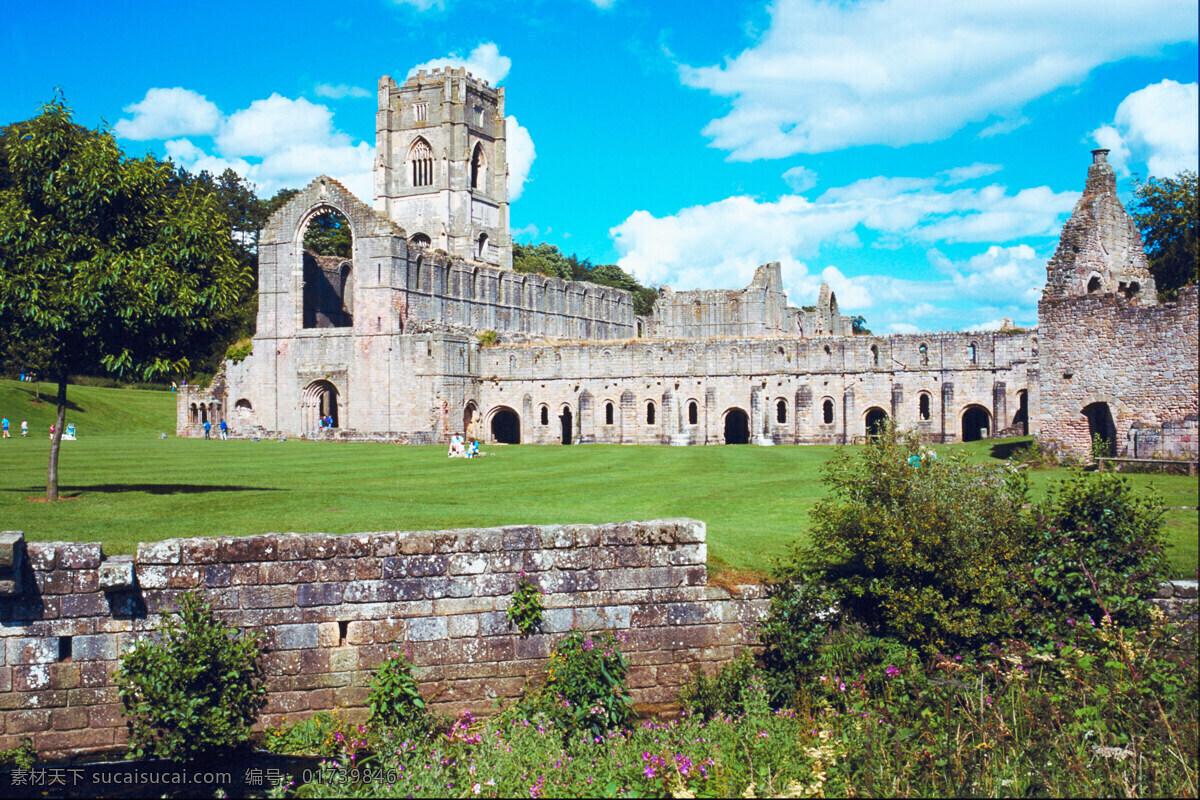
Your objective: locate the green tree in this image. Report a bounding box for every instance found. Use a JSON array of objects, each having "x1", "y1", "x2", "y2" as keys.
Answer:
[
  {"x1": 0, "y1": 96, "x2": 247, "y2": 499},
  {"x1": 513, "y1": 241, "x2": 659, "y2": 315},
  {"x1": 1131, "y1": 171, "x2": 1198, "y2": 300},
  {"x1": 850, "y1": 314, "x2": 871, "y2": 335}
]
